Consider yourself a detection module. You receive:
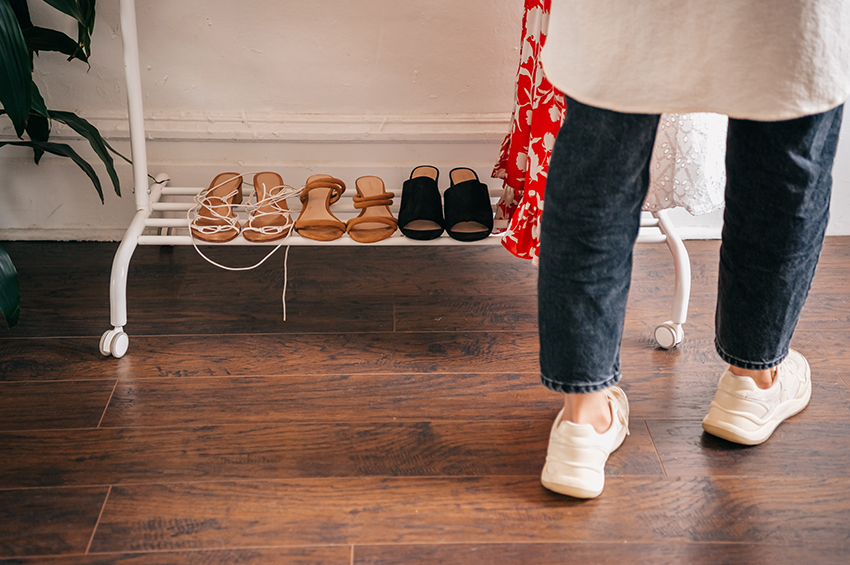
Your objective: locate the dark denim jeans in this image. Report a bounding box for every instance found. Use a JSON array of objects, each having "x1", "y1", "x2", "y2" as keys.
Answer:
[{"x1": 539, "y1": 96, "x2": 844, "y2": 394}]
